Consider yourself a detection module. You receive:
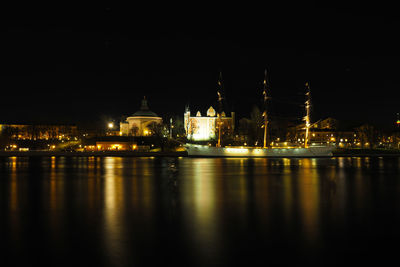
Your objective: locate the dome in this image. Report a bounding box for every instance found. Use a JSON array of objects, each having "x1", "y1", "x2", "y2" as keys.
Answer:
[
  {"x1": 131, "y1": 97, "x2": 159, "y2": 117},
  {"x1": 132, "y1": 110, "x2": 159, "y2": 117},
  {"x1": 207, "y1": 106, "x2": 216, "y2": 117}
]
